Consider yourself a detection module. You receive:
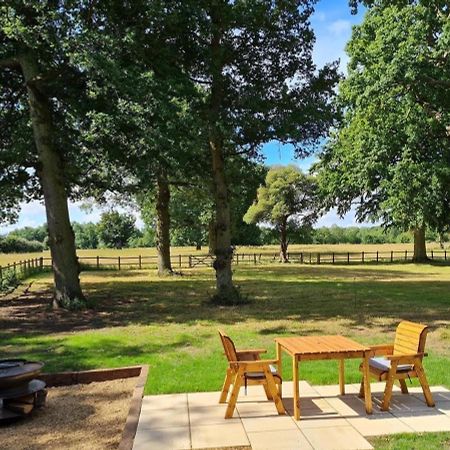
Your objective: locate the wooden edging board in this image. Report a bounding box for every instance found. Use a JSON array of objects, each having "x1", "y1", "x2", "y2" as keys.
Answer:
[{"x1": 40, "y1": 365, "x2": 149, "y2": 450}]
